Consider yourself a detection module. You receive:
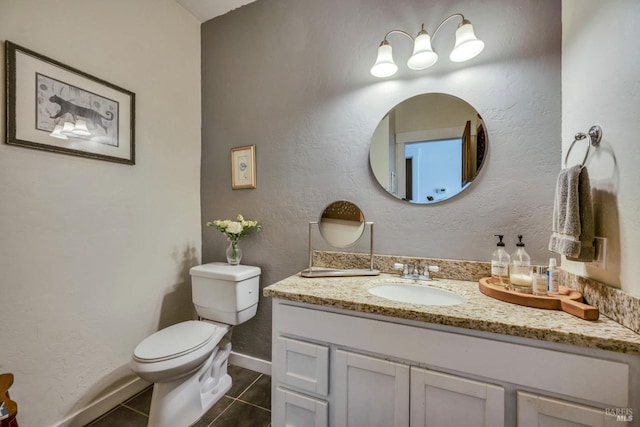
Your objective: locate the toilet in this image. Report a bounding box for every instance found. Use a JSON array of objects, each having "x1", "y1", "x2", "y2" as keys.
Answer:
[{"x1": 130, "y1": 262, "x2": 261, "y2": 427}]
